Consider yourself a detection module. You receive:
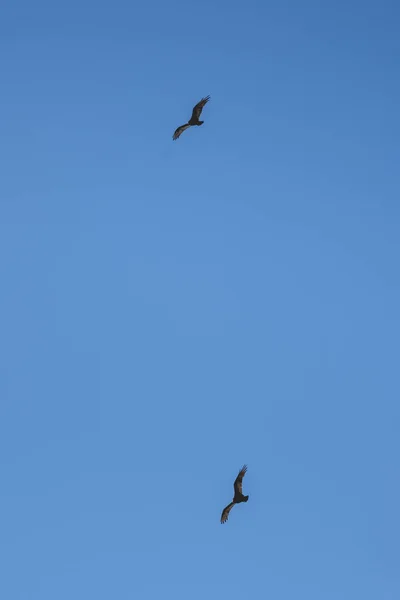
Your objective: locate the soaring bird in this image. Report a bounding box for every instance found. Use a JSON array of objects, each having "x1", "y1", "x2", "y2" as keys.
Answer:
[
  {"x1": 172, "y1": 96, "x2": 211, "y2": 140},
  {"x1": 220, "y1": 465, "x2": 249, "y2": 524}
]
